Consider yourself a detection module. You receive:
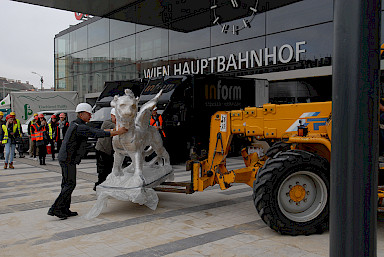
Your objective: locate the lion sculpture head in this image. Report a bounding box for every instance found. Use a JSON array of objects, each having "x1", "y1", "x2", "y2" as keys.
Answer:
[{"x1": 111, "y1": 89, "x2": 139, "y2": 124}]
